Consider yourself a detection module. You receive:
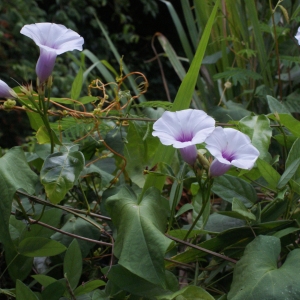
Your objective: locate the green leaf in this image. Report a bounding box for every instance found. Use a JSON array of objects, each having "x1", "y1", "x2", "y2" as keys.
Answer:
[
  {"x1": 64, "y1": 239, "x2": 82, "y2": 290},
  {"x1": 256, "y1": 158, "x2": 280, "y2": 190},
  {"x1": 212, "y1": 175, "x2": 257, "y2": 207},
  {"x1": 18, "y1": 237, "x2": 67, "y2": 257},
  {"x1": 74, "y1": 280, "x2": 106, "y2": 296},
  {"x1": 239, "y1": 115, "x2": 272, "y2": 161},
  {"x1": 32, "y1": 275, "x2": 57, "y2": 287},
  {"x1": 269, "y1": 114, "x2": 300, "y2": 137},
  {"x1": 26, "y1": 111, "x2": 44, "y2": 131},
  {"x1": 103, "y1": 265, "x2": 178, "y2": 298},
  {"x1": 36, "y1": 125, "x2": 62, "y2": 145},
  {"x1": 51, "y1": 215, "x2": 100, "y2": 257},
  {"x1": 158, "y1": 285, "x2": 214, "y2": 300},
  {"x1": 5, "y1": 248, "x2": 33, "y2": 281},
  {"x1": 41, "y1": 281, "x2": 66, "y2": 300},
  {"x1": 40, "y1": 147, "x2": 85, "y2": 204},
  {"x1": 228, "y1": 235, "x2": 300, "y2": 300},
  {"x1": 71, "y1": 67, "x2": 83, "y2": 100},
  {"x1": 267, "y1": 95, "x2": 290, "y2": 114},
  {"x1": 286, "y1": 138, "x2": 300, "y2": 179},
  {"x1": 16, "y1": 280, "x2": 39, "y2": 300},
  {"x1": 231, "y1": 198, "x2": 256, "y2": 221},
  {"x1": 0, "y1": 147, "x2": 39, "y2": 248},
  {"x1": 165, "y1": 220, "x2": 295, "y2": 268},
  {"x1": 277, "y1": 157, "x2": 300, "y2": 189},
  {"x1": 192, "y1": 190, "x2": 210, "y2": 229},
  {"x1": 124, "y1": 121, "x2": 159, "y2": 187},
  {"x1": 105, "y1": 186, "x2": 171, "y2": 286}
]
